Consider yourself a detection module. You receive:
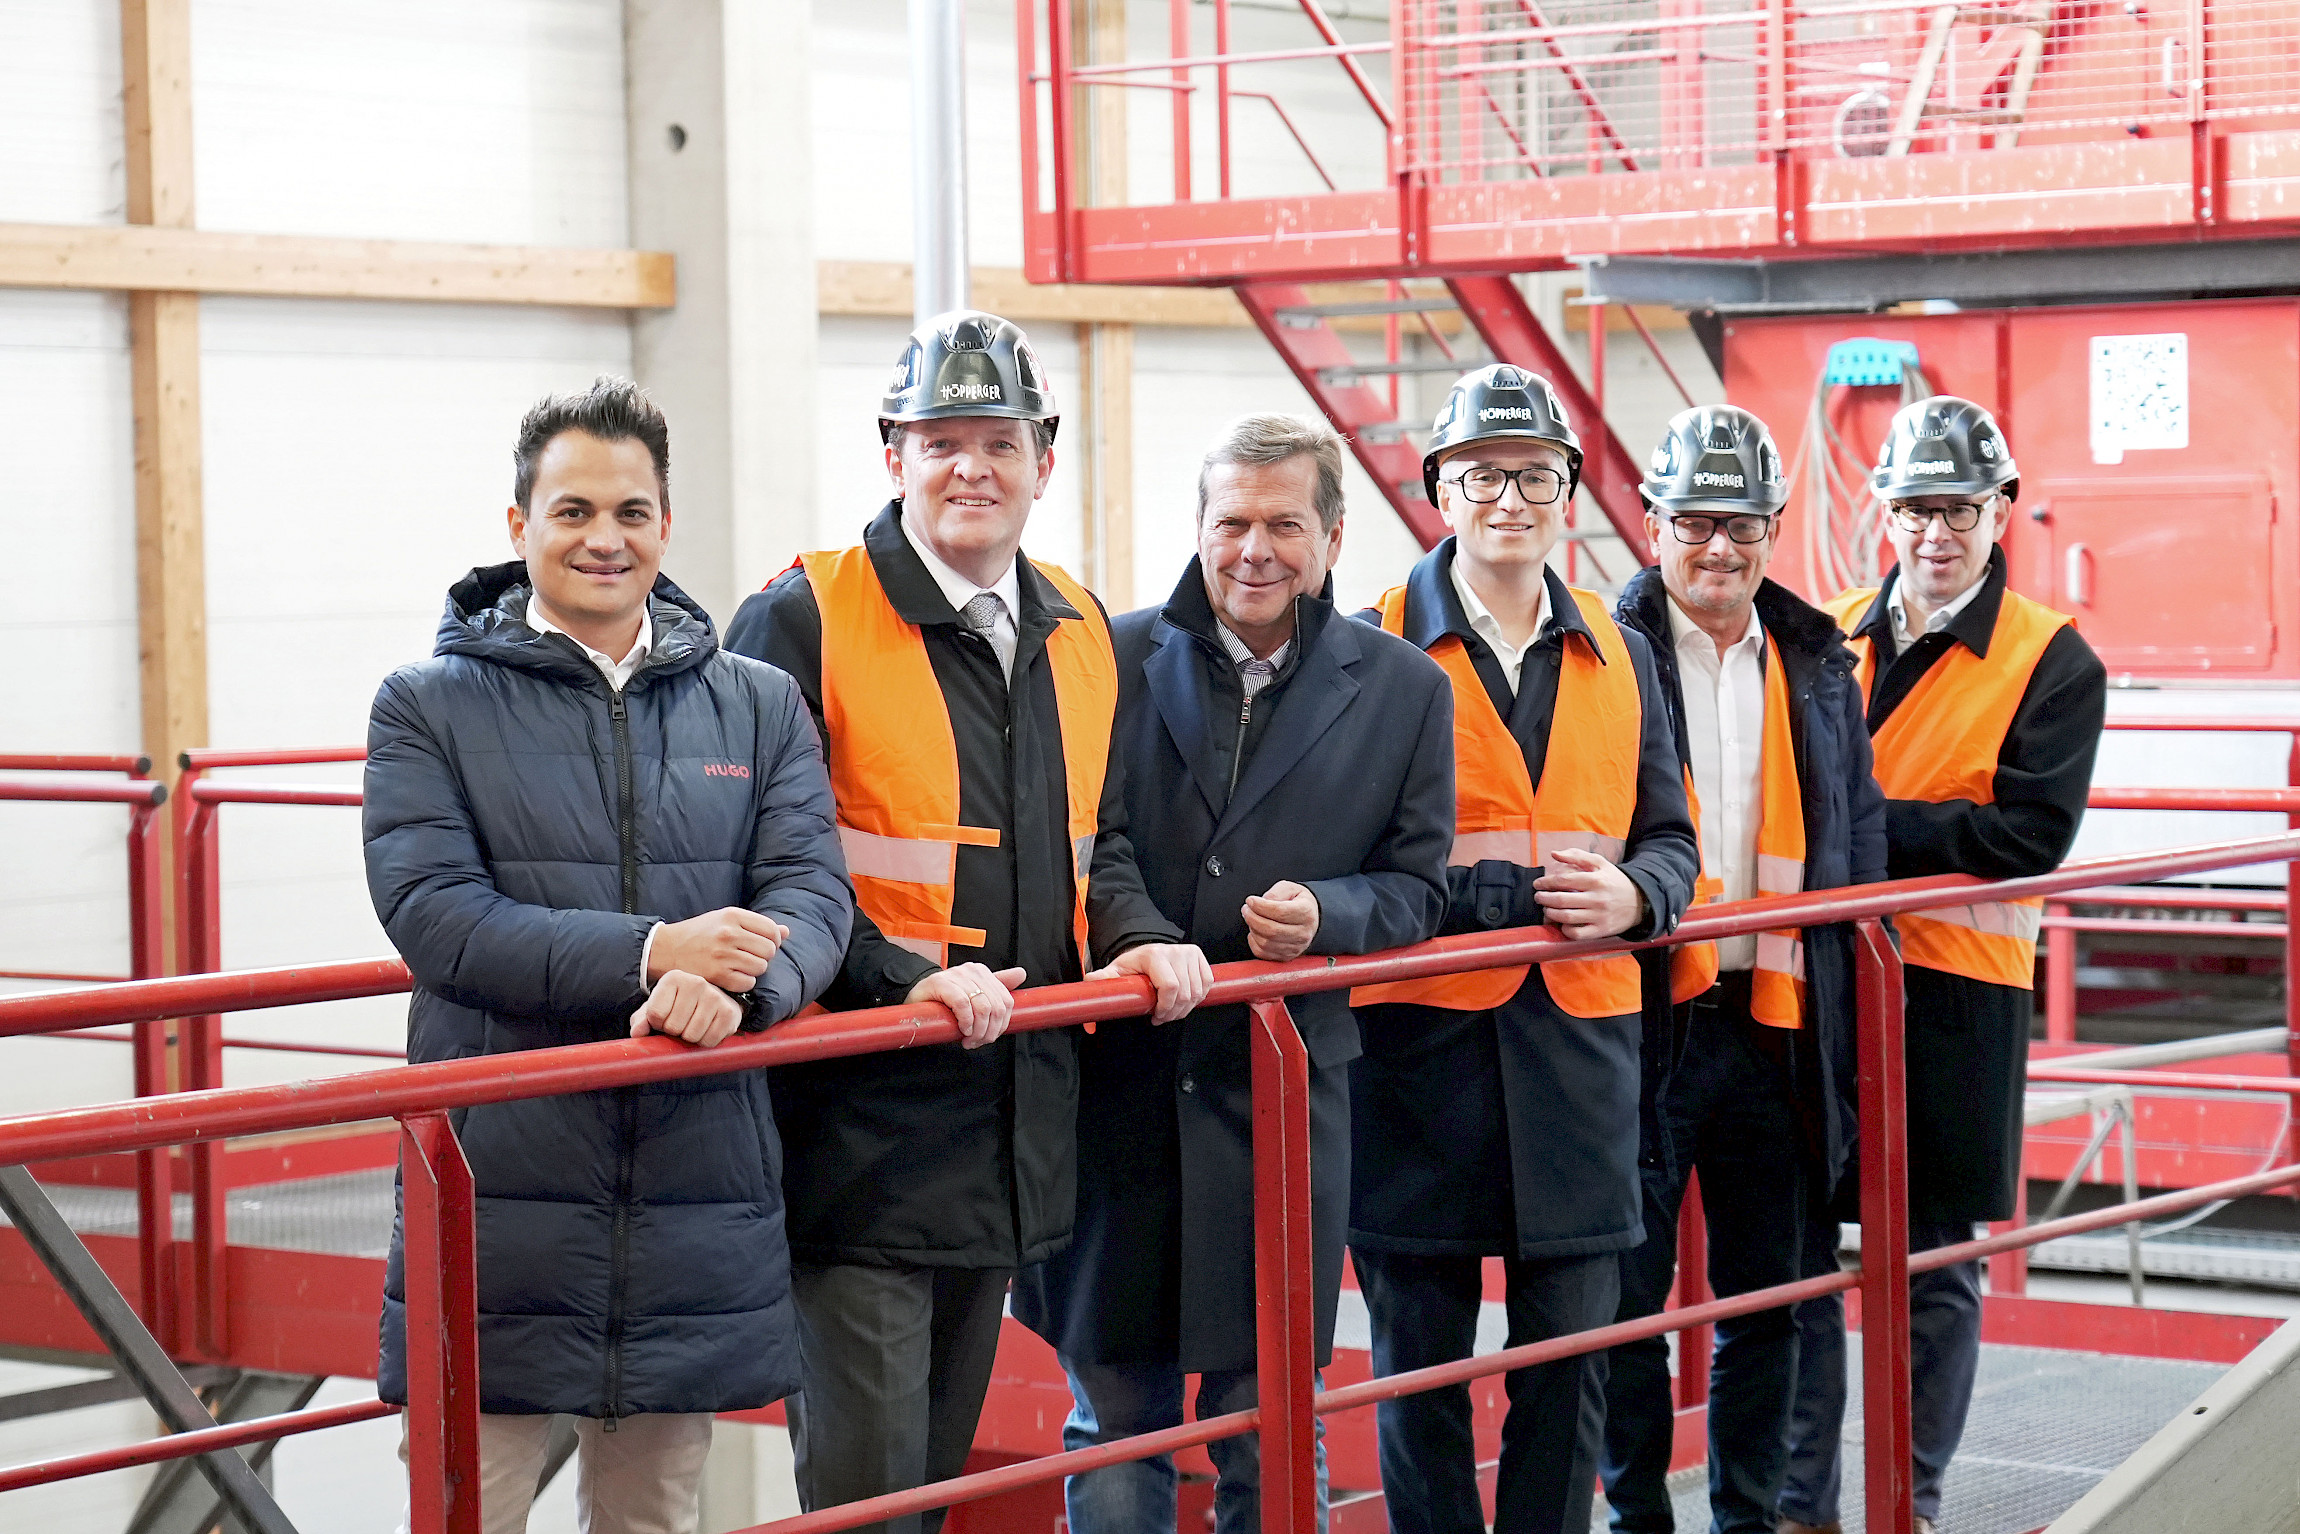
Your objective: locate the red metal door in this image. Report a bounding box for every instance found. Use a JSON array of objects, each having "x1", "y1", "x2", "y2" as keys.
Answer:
[{"x1": 2008, "y1": 298, "x2": 2298, "y2": 676}]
